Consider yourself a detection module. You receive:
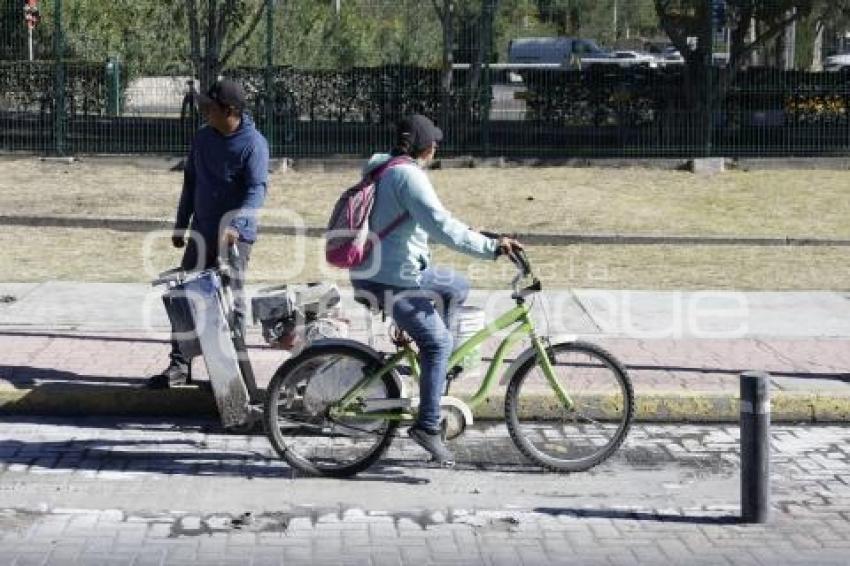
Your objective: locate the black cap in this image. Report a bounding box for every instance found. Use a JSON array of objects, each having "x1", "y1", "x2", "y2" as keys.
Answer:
[
  {"x1": 396, "y1": 114, "x2": 443, "y2": 153},
  {"x1": 197, "y1": 79, "x2": 246, "y2": 111}
]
